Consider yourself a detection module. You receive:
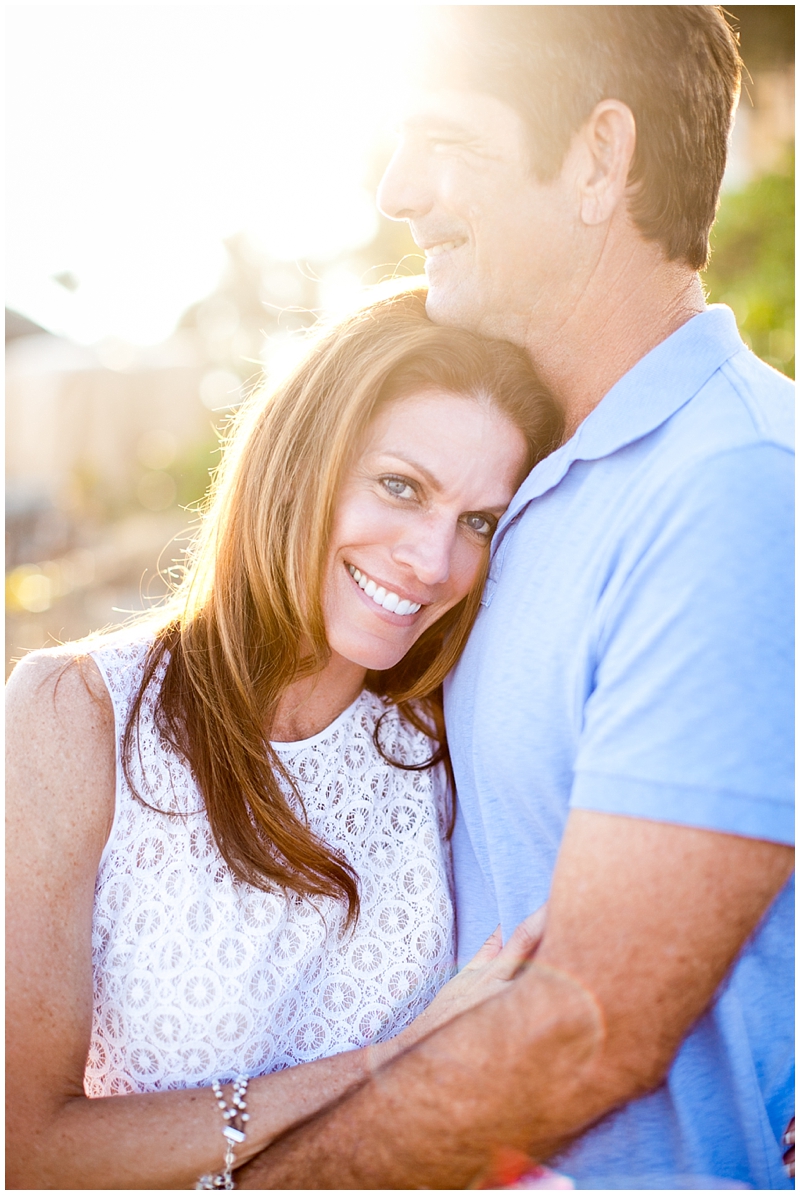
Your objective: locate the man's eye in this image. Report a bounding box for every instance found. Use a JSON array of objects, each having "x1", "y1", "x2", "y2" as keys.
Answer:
[
  {"x1": 463, "y1": 512, "x2": 496, "y2": 537},
  {"x1": 381, "y1": 476, "x2": 416, "y2": 499}
]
